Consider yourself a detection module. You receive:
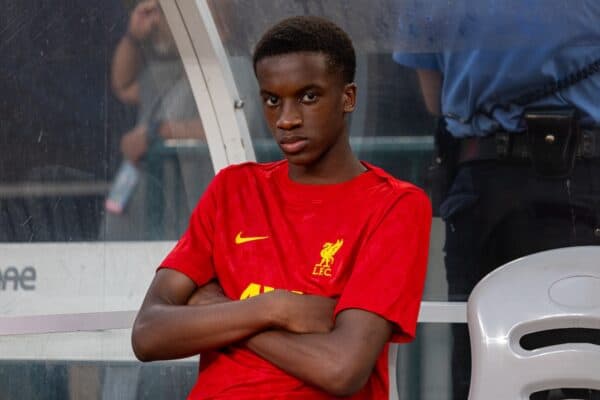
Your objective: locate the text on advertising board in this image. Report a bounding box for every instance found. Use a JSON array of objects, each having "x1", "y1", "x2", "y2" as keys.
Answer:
[{"x1": 0, "y1": 266, "x2": 36, "y2": 290}]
